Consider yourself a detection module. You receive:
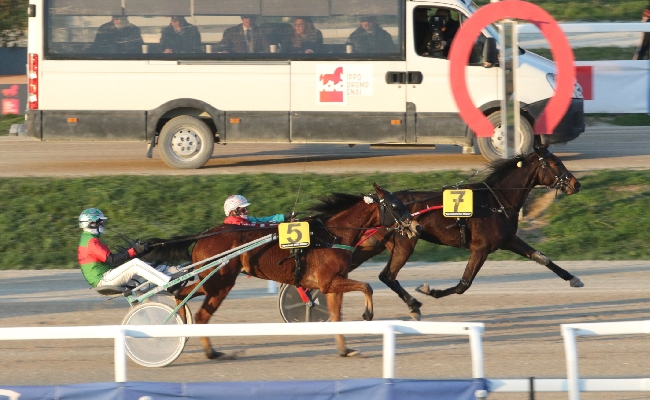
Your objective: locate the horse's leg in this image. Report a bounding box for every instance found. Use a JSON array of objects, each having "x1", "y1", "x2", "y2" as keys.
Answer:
[
  {"x1": 502, "y1": 235, "x2": 584, "y2": 287},
  {"x1": 322, "y1": 277, "x2": 374, "y2": 322},
  {"x1": 195, "y1": 287, "x2": 235, "y2": 359},
  {"x1": 416, "y1": 250, "x2": 488, "y2": 299},
  {"x1": 325, "y1": 292, "x2": 360, "y2": 357},
  {"x1": 377, "y1": 237, "x2": 422, "y2": 320}
]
